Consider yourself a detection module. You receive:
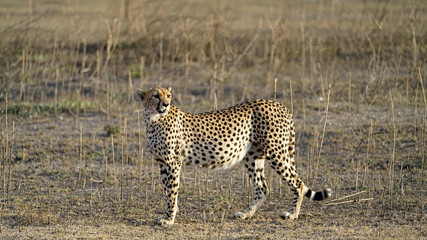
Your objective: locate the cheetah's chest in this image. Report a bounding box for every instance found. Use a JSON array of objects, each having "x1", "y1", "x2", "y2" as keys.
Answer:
[{"x1": 146, "y1": 122, "x2": 182, "y2": 159}]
